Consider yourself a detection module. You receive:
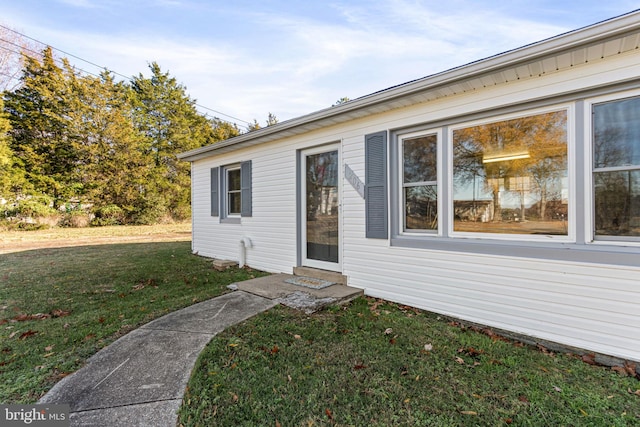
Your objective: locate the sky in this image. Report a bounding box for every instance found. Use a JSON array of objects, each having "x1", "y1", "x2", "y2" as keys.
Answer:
[{"x1": 2, "y1": 0, "x2": 639, "y2": 128}]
